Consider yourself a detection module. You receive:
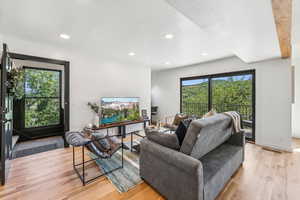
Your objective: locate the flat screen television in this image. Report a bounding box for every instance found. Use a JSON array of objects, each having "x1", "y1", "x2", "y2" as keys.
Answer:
[{"x1": 101, "y1": 97, "x2": 140, "y2": 124}]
